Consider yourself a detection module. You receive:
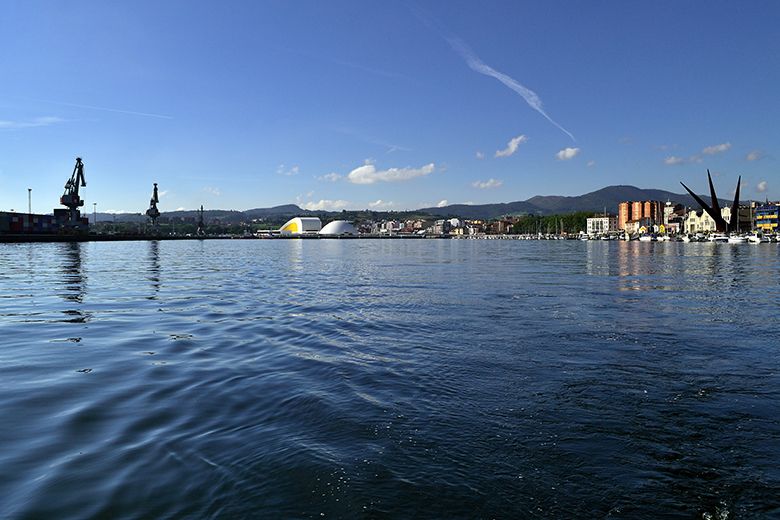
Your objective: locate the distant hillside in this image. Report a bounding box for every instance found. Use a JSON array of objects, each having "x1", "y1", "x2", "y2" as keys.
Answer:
[
  {"x1": 243, "y1": 204, "x2": 310, "y2": 219},
  {"x1": 99, "y1": 205, "x2": 307, "y2": 223},
  {"x1": 96, "y1": 185, "x2": 737, "y2": 223},
  {"x1": 416, "y1": 201, "x2": 538, "y2": 220},
  {"x1": 419, "y1": 185, "x2": 731, "y2": 219}
]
